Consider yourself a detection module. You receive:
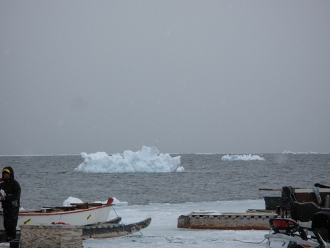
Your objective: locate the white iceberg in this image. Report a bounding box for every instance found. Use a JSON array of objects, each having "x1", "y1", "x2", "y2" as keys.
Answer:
[
  {"x1": 62, "y1": 196, "x2": 83, "y2": 206},
  {"x1": 221, "y1": 154, "x2": 265, "y2": 161},
  {"x1": 74, "y1": 146, "x2": 183, "y2": 173},
  {"x1": 62, "y1": 196, "x2": 128, "y2": 206}
]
